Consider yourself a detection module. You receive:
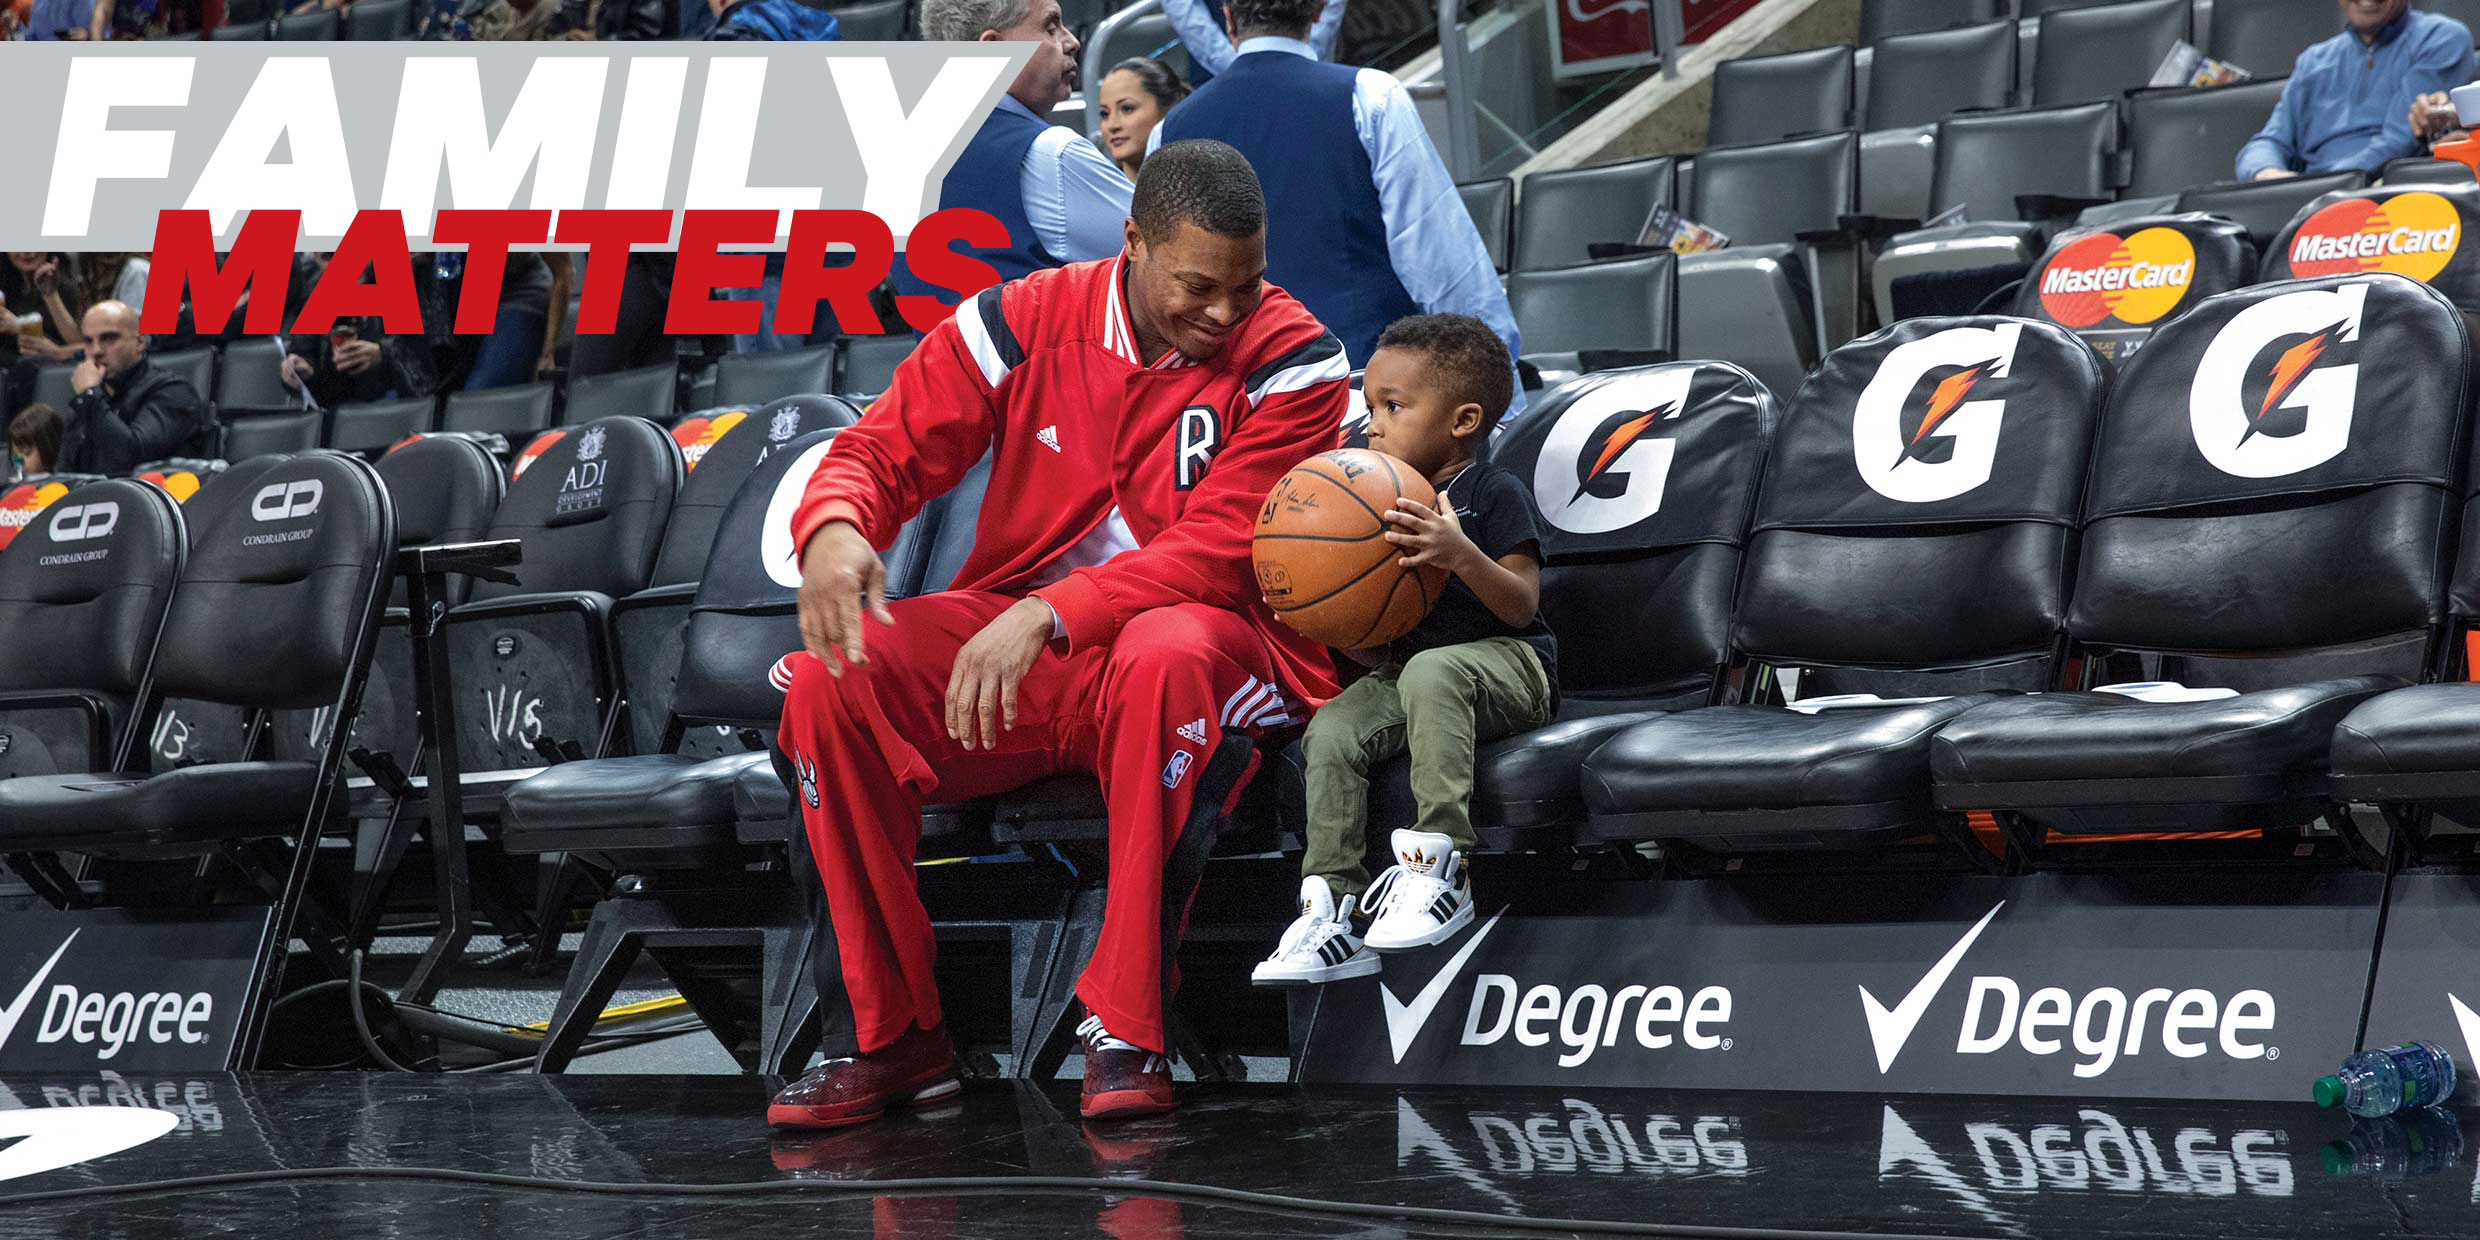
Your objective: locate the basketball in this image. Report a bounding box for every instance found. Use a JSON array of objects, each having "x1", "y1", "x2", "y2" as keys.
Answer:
[{"x1": 1253, "y1": 449, "x2": 1450, "y2": 649}]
